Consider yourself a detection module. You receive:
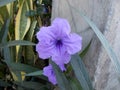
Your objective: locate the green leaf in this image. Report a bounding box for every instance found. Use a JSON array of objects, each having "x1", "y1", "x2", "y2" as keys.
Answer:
[
  {"x1": 69, "y1": 78, "x2": 82, "y2": 90},
  {"x1": 80, "y1": 39, "x2": 92, "y2": 58},
  {"x1": 25, "y1": 70, "x2": 43, "y2": 76},
  {"x1": 2, "y1": 47, "x2": 22, "y2": 82},
  {"x1": 0, "y1": 0, "x2": 16, "y2": 7},
  {"x1": 15, "y1": 0, "x2": 31, "y2": 61},
  {"x1": 14, "y1": 81, "x2": 47, "y2": 90},
  {"x1": 25, "y1": 20, "x2": 37, "y2": 41},
  {"x1": 0, "y1": 40, "x2": 35, "y2": 48},
  {"x1": 26, "y1": 0, "x2": 33, "y2": 10},
  {"x1": 3, "y1": 45, "x2": 22, "y2": 81},
  {"x1": 0, "y1": 21, "x2": 3, "y2": 30},
  {"x1": 0, "y1": 79, "x2": 11, "y2": 87},
  {"x1": 4, "y1": 60, "x2": 39, "y2": 81},
  {"x1": 50, "y1": 60, "x2": 72, "y2": 90},
  {"x1": 15, "y1": 0, "x2": 30, "y2": 40},
  {"x1": 3, "y1": 47, "x2": 12, "y2": 62},
  {"x1": 0, "y1": 19, "x2": 10, "y2": 43},
  {"x1": 11, "y1": 71, "x2": 22, "y2": 82},
  {"x1": 6, "y1": 2, "x2": 13, "y2": 16},
  {"x1": 24, "y1": 21, "x2": 37, "y2": 65},
  {"x1": 70, "y1": 54, "x2": 93, "y2": 90},
  {"x1": 0, "y1": 6, "x2": 9, "y2": 23},
  {"x1": 5, "y1": 62, "x2": 39, "y2": 73},
  {"x1": 70, "y1": 6, "x2": 120, "y2": 73},
  {"x1": 0, "y1": 63, "x2": 6, "y2": 78}
]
